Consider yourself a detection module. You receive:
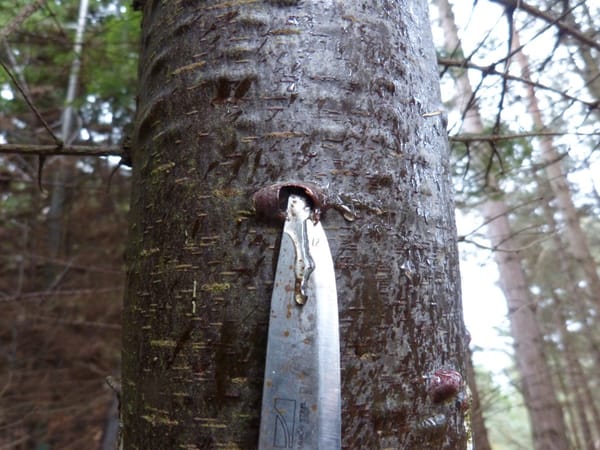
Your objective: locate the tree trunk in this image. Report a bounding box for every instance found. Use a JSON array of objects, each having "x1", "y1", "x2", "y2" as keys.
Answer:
[
  {"x1": 564, "y1": 1, "x2": 600, "y2": 123},
  {"x1": 550, "y1": 353, "x2": 584, "y2": 450},
  {"x1": 512, "y1": 30, "x2": 600, "y2": 312},
  {"x1": 539, "y1": 194, "x2": 600, "y2": 446},
  {"x1": 465, "y1": 350, "x2": 492, "y2": 450},
  {"x1": 47, "y1": 0, "x2": 89, "y2": 265},
  {"x1": 481, "y1": 199, "x2": 570, "y2": 450},
  {"x1": 122, "y1": 1, "x2": 467, "y2": 448},
  {"x1": 434, "y1": 1, "x2": 569, "y2": 449},
  {"x1": 551, "y1": 294, "x2": 595, "y2": 450}
]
